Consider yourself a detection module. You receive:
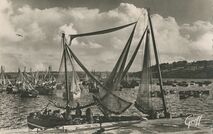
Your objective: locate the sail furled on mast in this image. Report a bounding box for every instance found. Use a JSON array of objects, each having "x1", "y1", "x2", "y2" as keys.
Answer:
[
  {"x1": 66, "y1": 46, "x2": 81, "y2": 100},
  {"x1": 69, "y1": 22, "x2": 137, "y2": 43},
  {"x1": 54, "y1": 40, "x2": 82, "y2": 107},
  {"x1": 55, "y1": 48, "x2": 67, "y2": 102}
]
